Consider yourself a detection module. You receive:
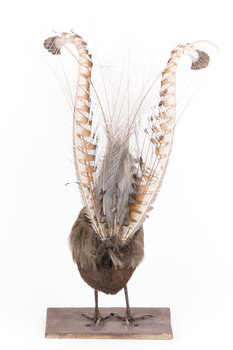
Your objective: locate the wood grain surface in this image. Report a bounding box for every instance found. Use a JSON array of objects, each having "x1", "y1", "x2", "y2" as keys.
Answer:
[{"x1": 45, "y1": 307, "x2": 173, "y2": 340}]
